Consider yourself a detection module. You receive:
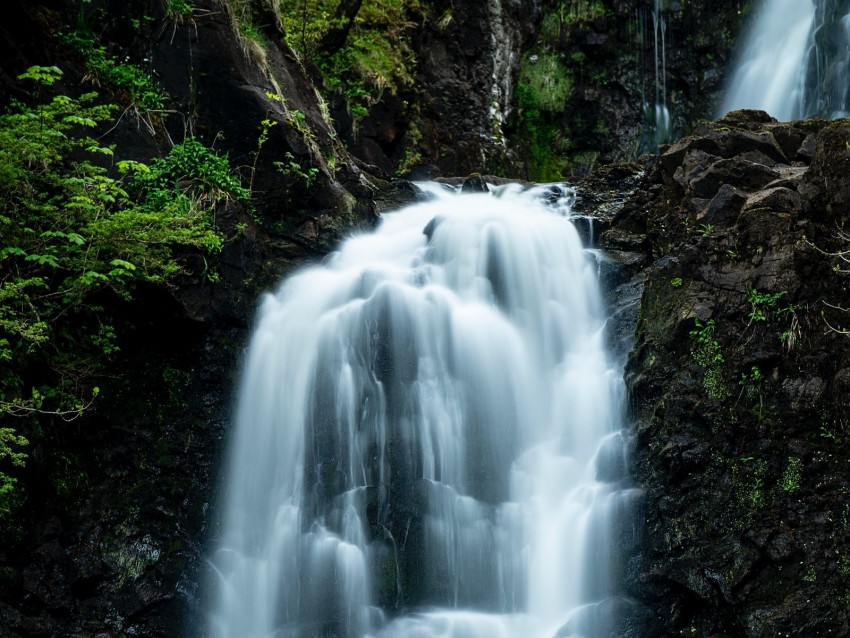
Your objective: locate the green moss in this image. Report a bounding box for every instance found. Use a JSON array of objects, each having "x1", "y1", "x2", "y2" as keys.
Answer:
[
  {"x1": 519, "y1": 52, "x2": 573, "y2": 113},
  {"x1": 780, "y1": 457, "x2": 803, "y2": 493},
  {"x1": 279, "y1": 0, "x2": 419, "y2": 121},
  {"x1": 690, "y1": 319, "x2": 728, "y2": 400}
]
